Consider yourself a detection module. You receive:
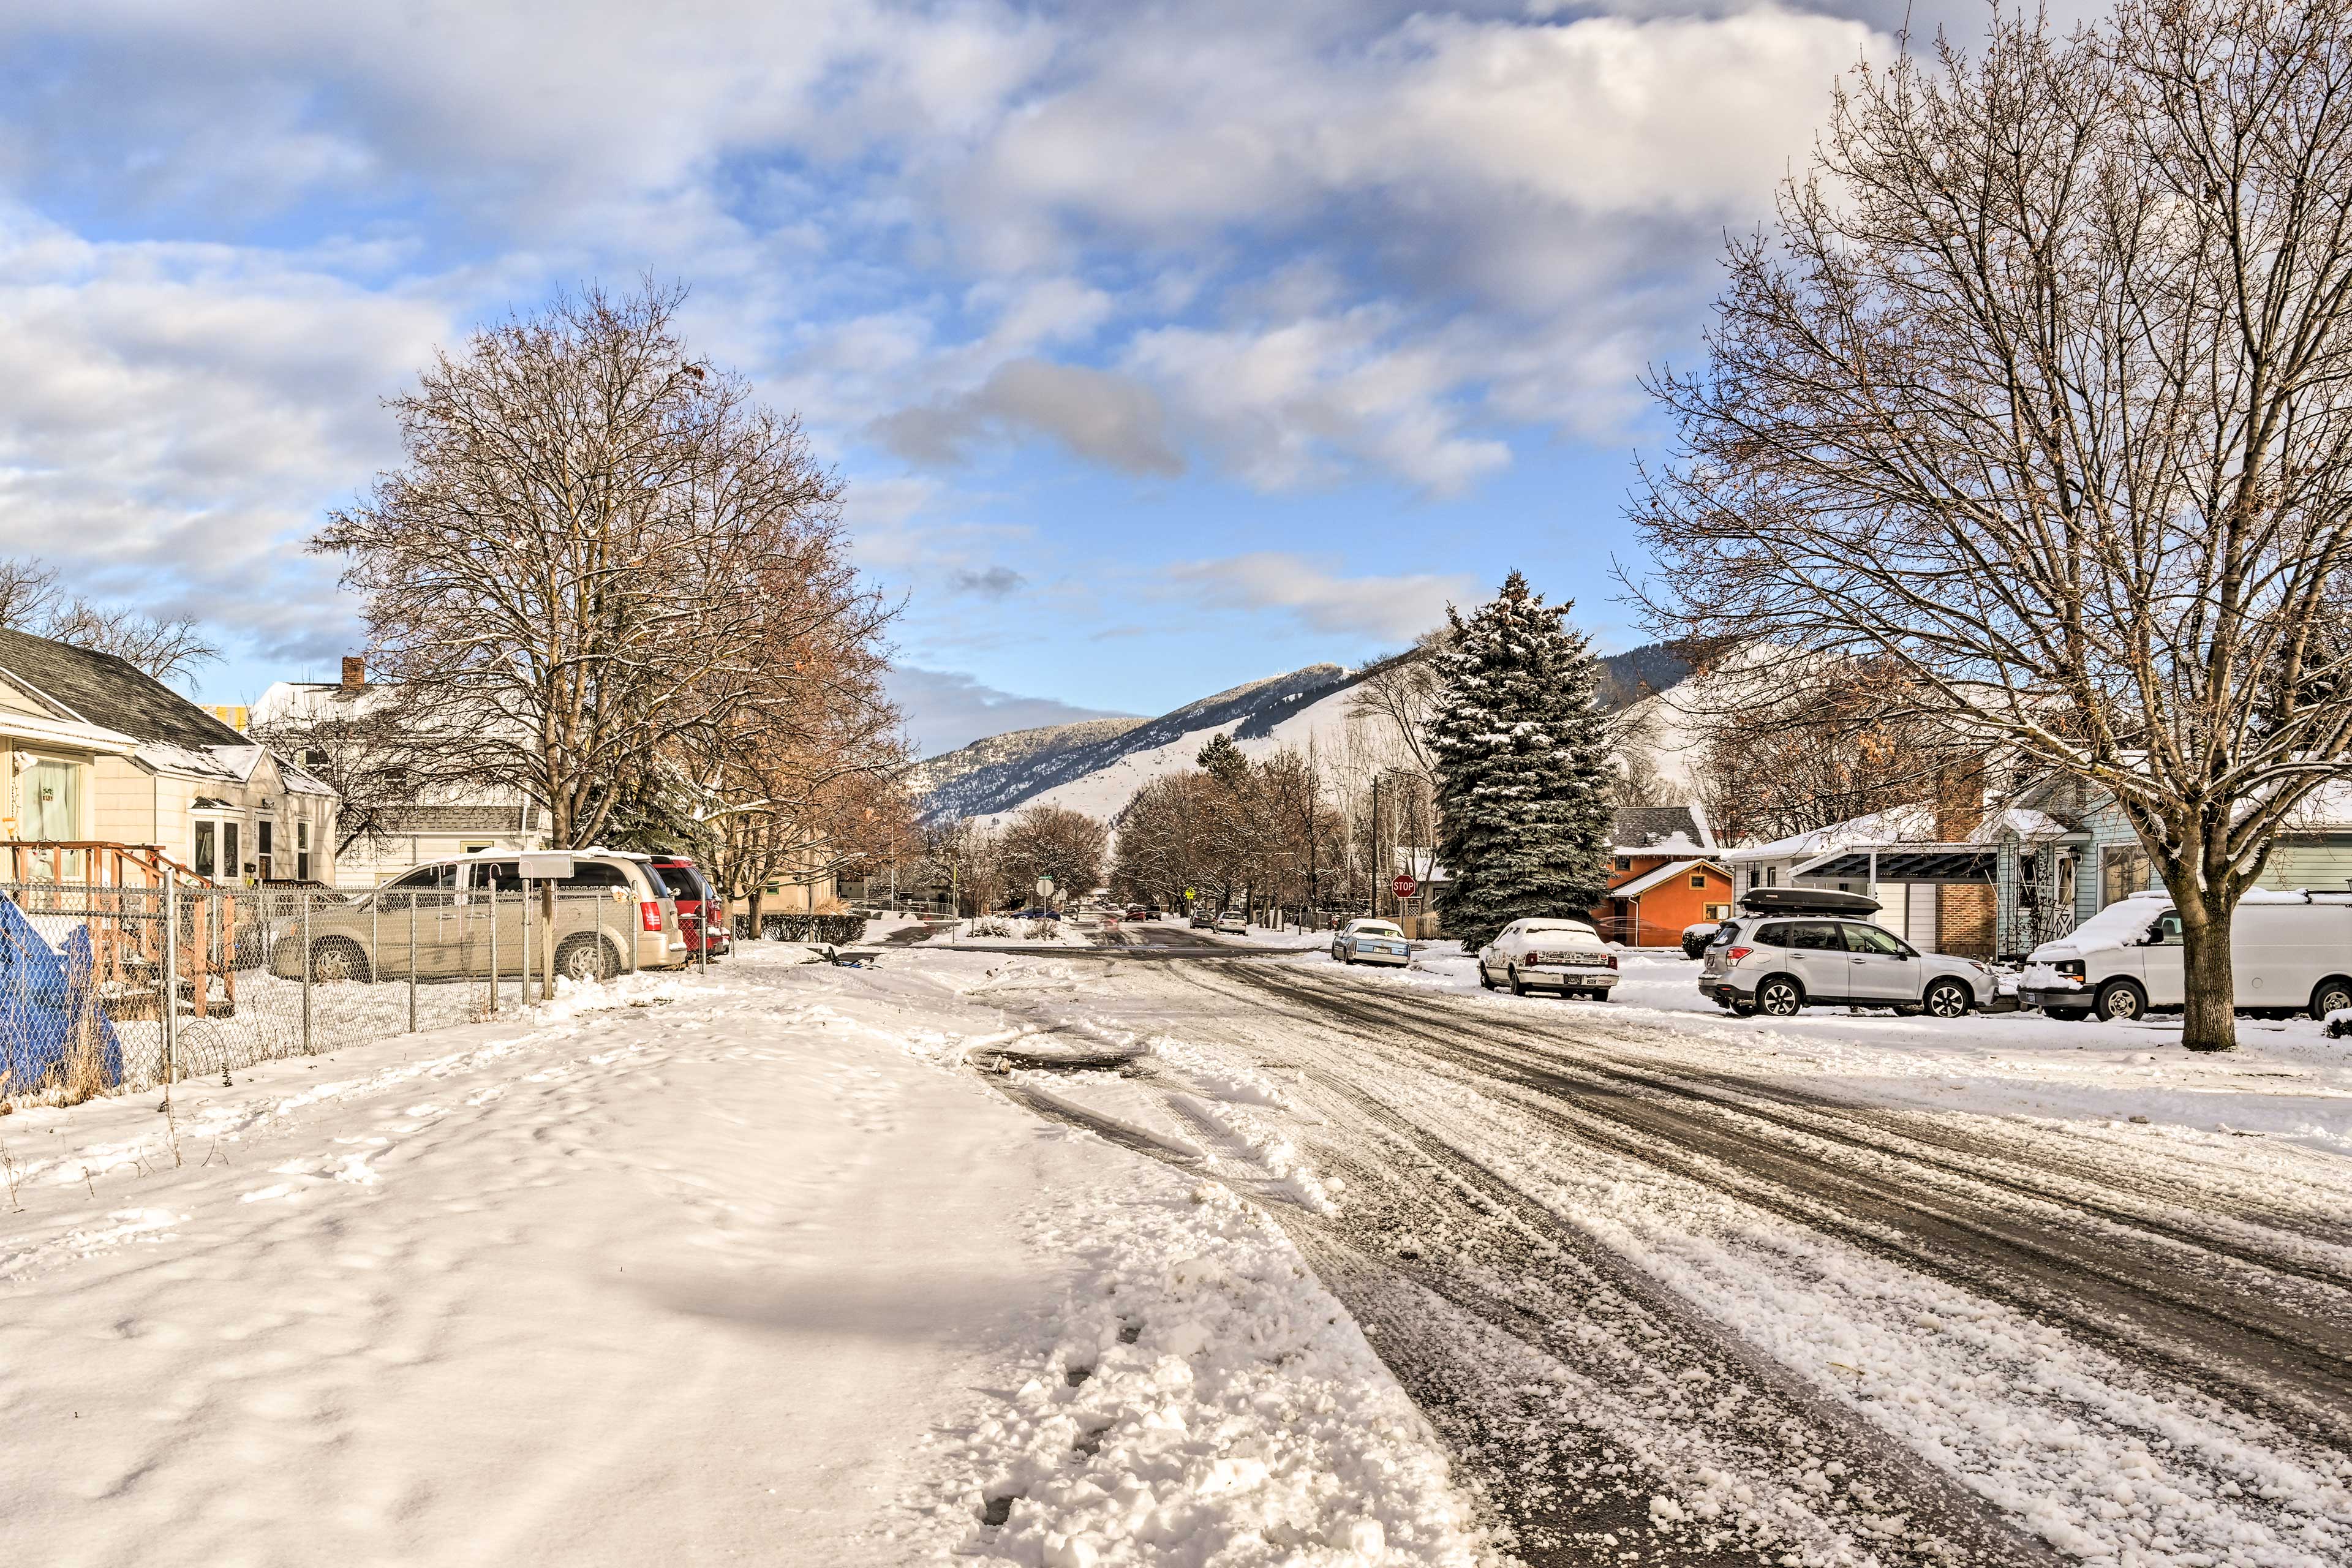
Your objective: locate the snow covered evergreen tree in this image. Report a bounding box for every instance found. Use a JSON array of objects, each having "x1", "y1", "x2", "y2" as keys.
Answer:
[{"x1": 1428, "y1": 571, "x2": 1615, "y2": 951}]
